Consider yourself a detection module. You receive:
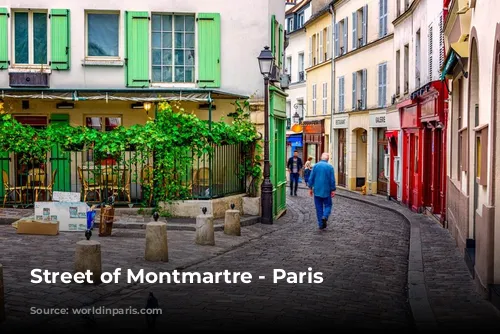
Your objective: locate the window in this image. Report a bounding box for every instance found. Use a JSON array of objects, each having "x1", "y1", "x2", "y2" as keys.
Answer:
[
  {"x1": 312, "y1": 84, "x2": 317, "y2": 115},
  {"x1": 397, "y1": 0, "x2": 401, "y2": 16},
  {"x1": 352, "y1": 6, "x2": 367, "y2": 49},
  {"x1": 396, "y1": 50, "x2": 401, "y2": 95},
  {"x1": 335, "y1": 18, "x2": 348, "y2": 56},
  {"x1": 85, "y1": 116, "x2": 122, "y2": 161},
  {"x1": 416, "y1": 29, "x2": 421, "y2": 87},
  {"x1": 298, "y1": 53, "x2": 304, "y2": 81},
  {"x1": 404, "y1": 44, "x2": 409, "y2": 93},
  {"x1": 405, "y1": 0, "x2": 410, "y2": 10},
  {"x1": 86, "y1": 12, "x2": 119, "y2": 58},
  {"x1": 394, "y1": 156, "x2": 401, "y2": 183},
  {"x1": 13, "y1": 10, "x2": 48, "y2": 65},
  {"x1": 338, "y1": 76, "x2": 345, "y2": 112},
  {"x1": 319, "y1": 30, "x2": 324, "y2": 63},
  {"x1": 379, "y1": 0, "x2": 388, "y2": 38},
  {"x1": 286, "y1": 56, "x2": 292, "y2": 81},
  {"x1": 286, "y1": 101, "x2": 292, "y2": 129},
  {"x1": 297, "y1": 13, "x2": 304, "y2": 29},
  {"x1": 475, "y1": 124, "x2": 488, "y2": 186},
  {"x1": 378, "y1": 62, "x2": 387, "y2": 107},
  {"x1": 322, "y1": 82, "x2": 328, "y2": 115},
  {"x1": 151, "y1": 14, "x2": 195, "y2": 83},
  {"x1": 428, "y1": 25, "x2": 434, "y2": 82},
  {"x1": 352, "y1": 69, "x2": 367, "y2": 110},
  {"x1": 287, "y1": 17, "x2": 294, "y2": 32}
]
